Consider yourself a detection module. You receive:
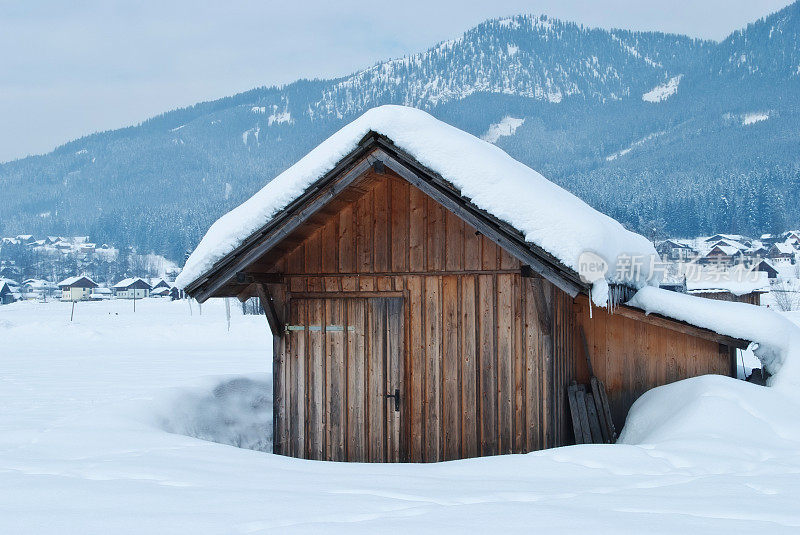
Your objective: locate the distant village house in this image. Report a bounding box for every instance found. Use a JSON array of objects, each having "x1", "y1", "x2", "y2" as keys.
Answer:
[
  {"x1": 656, "y1": 240, "x2": 696, "y2": 262},
  {"x1": 58, "y1": 276, "x2": 98, "y2": 301},
  {"x1": 90, "y1": 287, "x2": 113, "y2": 300},
  {"x1": 767, "y1": 242, "x2": 796, "y2": 264},
  {"x1": 113, "y1": 278, "x2": 152, "y2": 299},
  {"x1": 0, "y1": 279, "x2": 21, "y2": 305}
]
